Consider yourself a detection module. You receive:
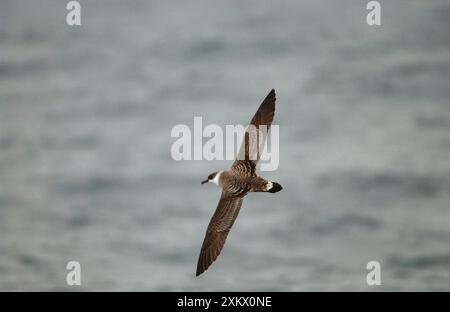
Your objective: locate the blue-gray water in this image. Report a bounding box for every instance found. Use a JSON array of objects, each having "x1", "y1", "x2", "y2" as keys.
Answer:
[{"x1": 0, "y1": 0, "x2": 449, "y2": 291}]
